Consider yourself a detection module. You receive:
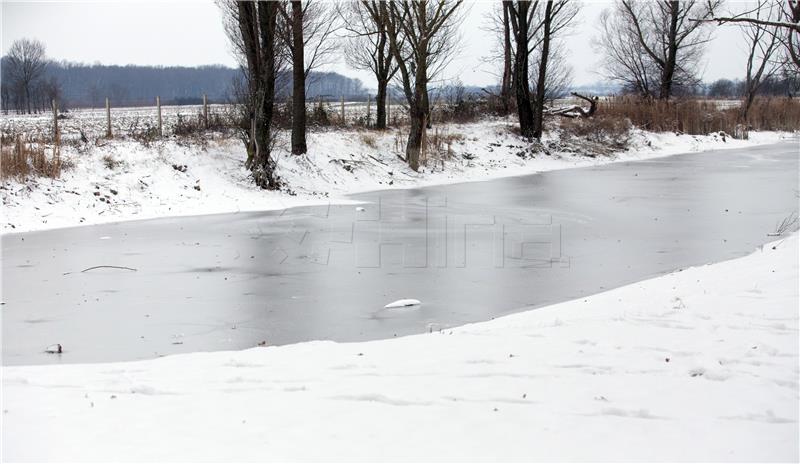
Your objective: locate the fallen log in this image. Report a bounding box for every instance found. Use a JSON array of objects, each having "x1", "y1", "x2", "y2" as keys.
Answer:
[{"x1": 545, "y1": 92, "x2": 598, "y2": 118}]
